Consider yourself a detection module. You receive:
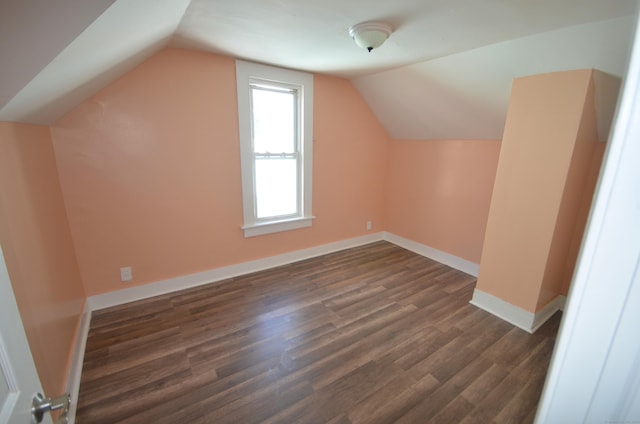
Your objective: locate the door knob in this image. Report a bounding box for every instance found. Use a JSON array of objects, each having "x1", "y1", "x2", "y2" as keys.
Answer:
[{"x1": 31, "y1": 392, "x2": 70, "y2": 424}]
